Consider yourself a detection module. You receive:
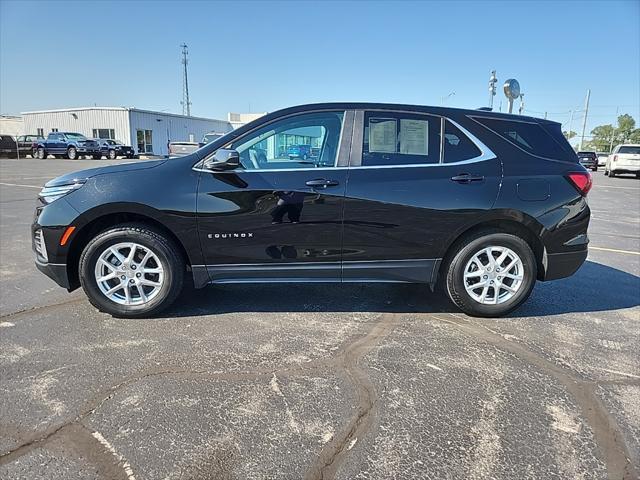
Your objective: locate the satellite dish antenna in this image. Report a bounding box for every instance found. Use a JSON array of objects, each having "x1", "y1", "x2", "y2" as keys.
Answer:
[{"x1": 503, "y1": 79, "x2": 520, "y2": 114}]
